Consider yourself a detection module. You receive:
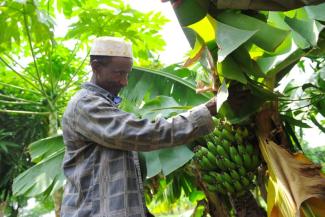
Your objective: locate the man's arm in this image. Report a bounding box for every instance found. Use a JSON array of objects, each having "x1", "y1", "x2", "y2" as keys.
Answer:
[{"x1": 73, "y1": 94, "x2": 215, "y2": 152}]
